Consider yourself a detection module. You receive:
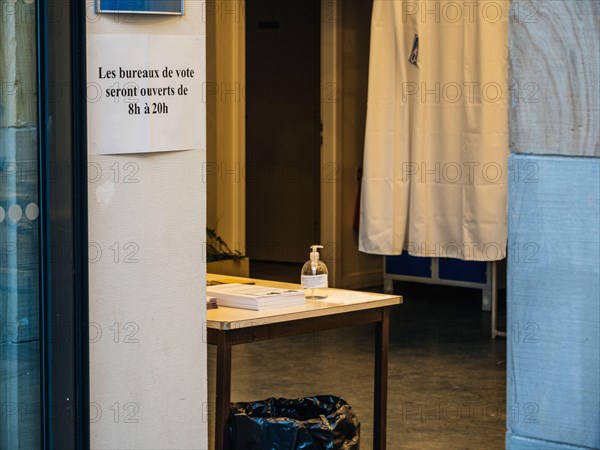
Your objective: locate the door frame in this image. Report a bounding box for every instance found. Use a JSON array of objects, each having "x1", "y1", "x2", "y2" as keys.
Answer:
[
  {"x1": 207, "y1": 0, "x2": 246, "y2": 255},
  {"x1": 320, "y1": 0, "x2": 343, "y2": 286},
  {"x1": 37, "y1": 0, "x2": 90, "y2": 447}
]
